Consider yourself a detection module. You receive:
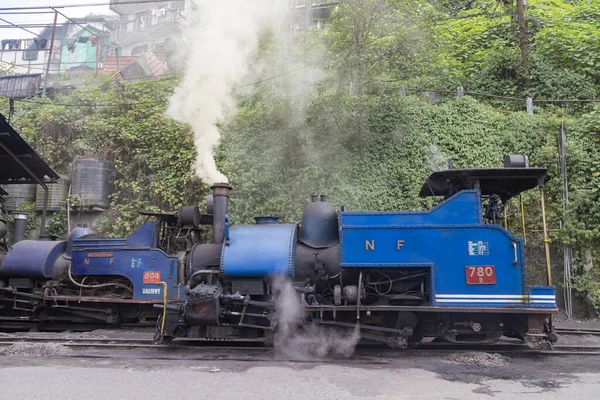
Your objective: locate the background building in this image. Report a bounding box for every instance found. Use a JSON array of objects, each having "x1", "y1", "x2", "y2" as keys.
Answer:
[{"x1": 109, "y1": 0, "x2": 189, "y2": 57}]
